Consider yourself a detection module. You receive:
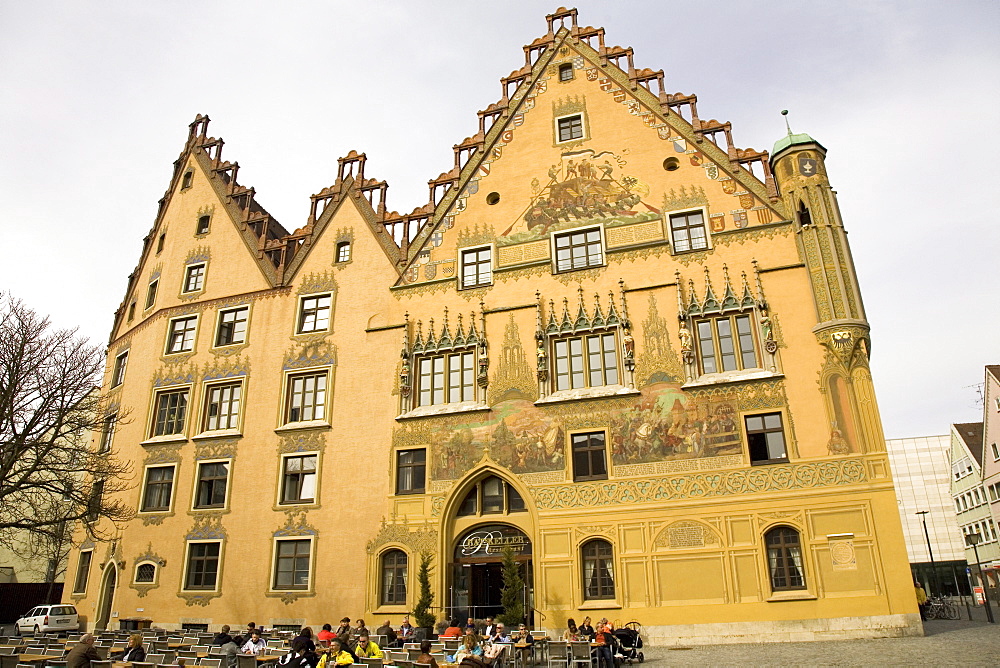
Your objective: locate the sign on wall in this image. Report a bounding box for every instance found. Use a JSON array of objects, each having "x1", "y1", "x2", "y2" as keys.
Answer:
[{"x1": 455, "y1": 524, "x2": 531, "y2": 559}]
